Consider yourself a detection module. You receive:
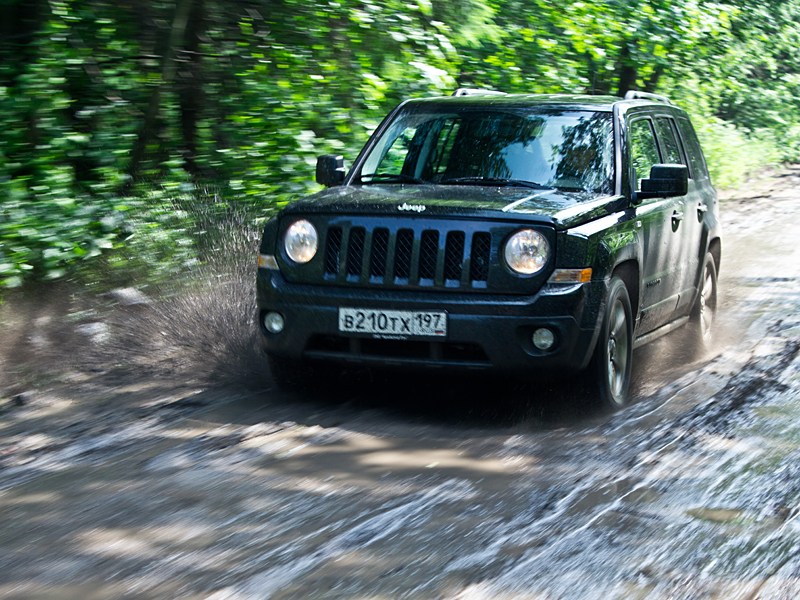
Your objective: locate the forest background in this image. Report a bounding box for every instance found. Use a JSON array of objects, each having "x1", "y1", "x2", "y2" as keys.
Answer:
[{"x1": 2, "y1": 0, "x2": 799, "y2": 288}]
